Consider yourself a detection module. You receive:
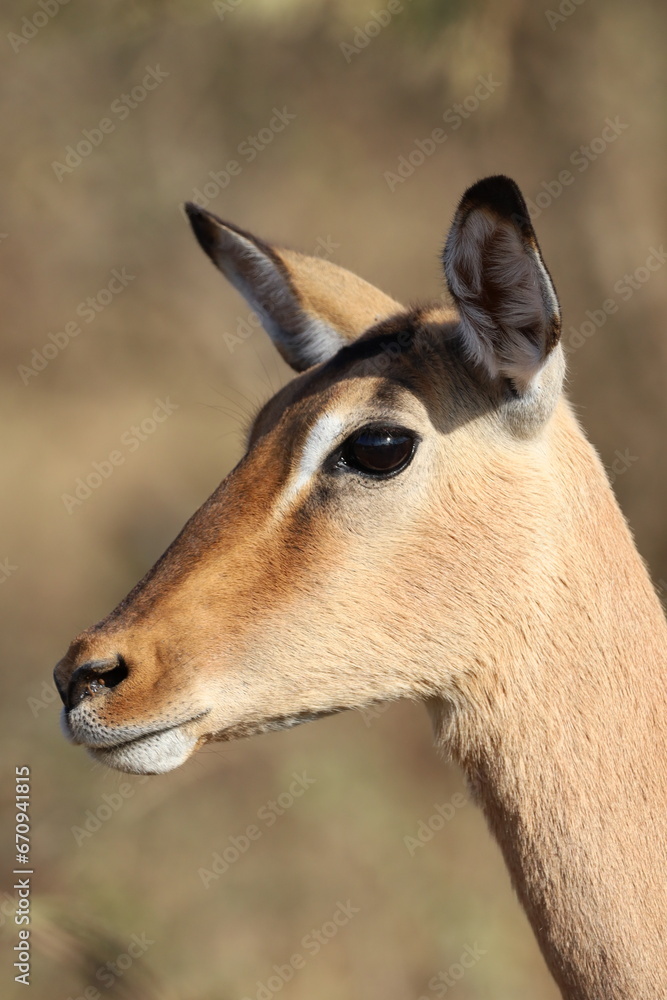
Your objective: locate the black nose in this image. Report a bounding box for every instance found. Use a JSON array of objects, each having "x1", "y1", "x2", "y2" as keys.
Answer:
[{"x1": 56, "y1": 655, "x2": 129, "y2": 711}]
